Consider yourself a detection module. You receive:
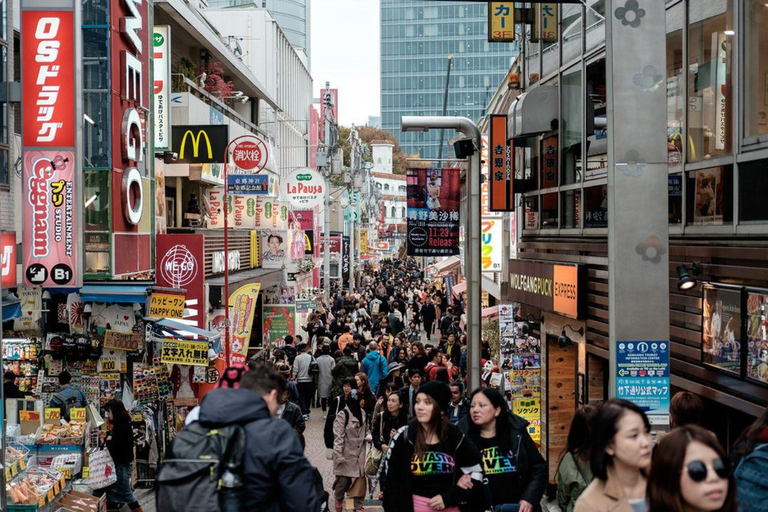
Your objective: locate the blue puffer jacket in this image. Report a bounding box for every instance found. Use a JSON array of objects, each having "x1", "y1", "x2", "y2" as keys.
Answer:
[
  {"x1": 199, "y1": 388, "x2": 321, "y2": 512},
  {"x1": 361, "y1": 351, "x2": 388, "y2": 393}
]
